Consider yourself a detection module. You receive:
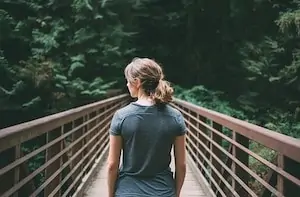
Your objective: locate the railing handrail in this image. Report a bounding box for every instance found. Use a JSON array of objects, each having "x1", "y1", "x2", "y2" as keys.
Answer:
[
  {"x1": 174, "y1": 98, "x2": 300, "y2": 163},
  {"x1": 0, "y1": 93, "x2": 128, "y2": 152}
]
